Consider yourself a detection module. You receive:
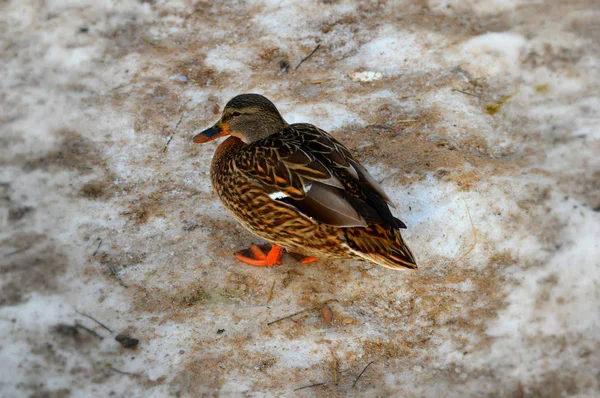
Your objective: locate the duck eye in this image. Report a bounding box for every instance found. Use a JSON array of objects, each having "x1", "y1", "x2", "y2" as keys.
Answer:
[{"x1": 232, "y1": 111, "x2": 242, "y2": 117}]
